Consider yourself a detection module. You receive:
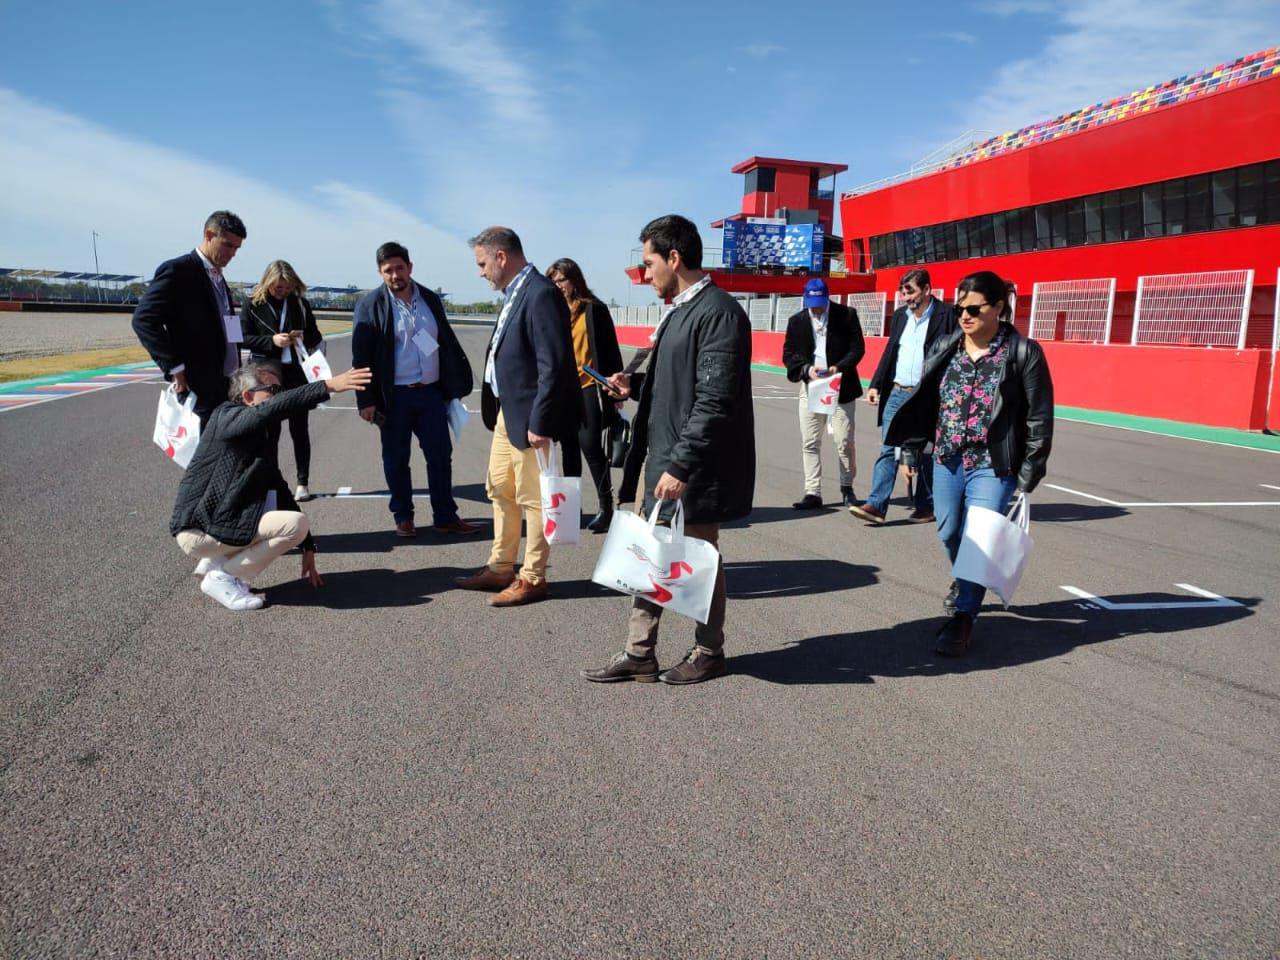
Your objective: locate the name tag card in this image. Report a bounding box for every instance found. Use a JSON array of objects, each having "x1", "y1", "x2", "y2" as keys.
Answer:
[
  {"x1": 413, "y1": 328, "x2": 438, "y2": 357},
  {"x1": 224, "y1": 314, "x2": 243, "y2": 343}
]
